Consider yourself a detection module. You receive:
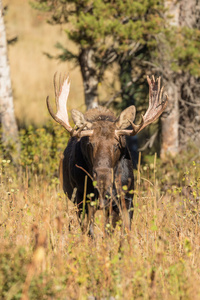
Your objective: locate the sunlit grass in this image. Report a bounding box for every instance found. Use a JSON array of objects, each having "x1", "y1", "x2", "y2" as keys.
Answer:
[{"x1": 1, "y1": 140, "x2": 200, "y2": 299}]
